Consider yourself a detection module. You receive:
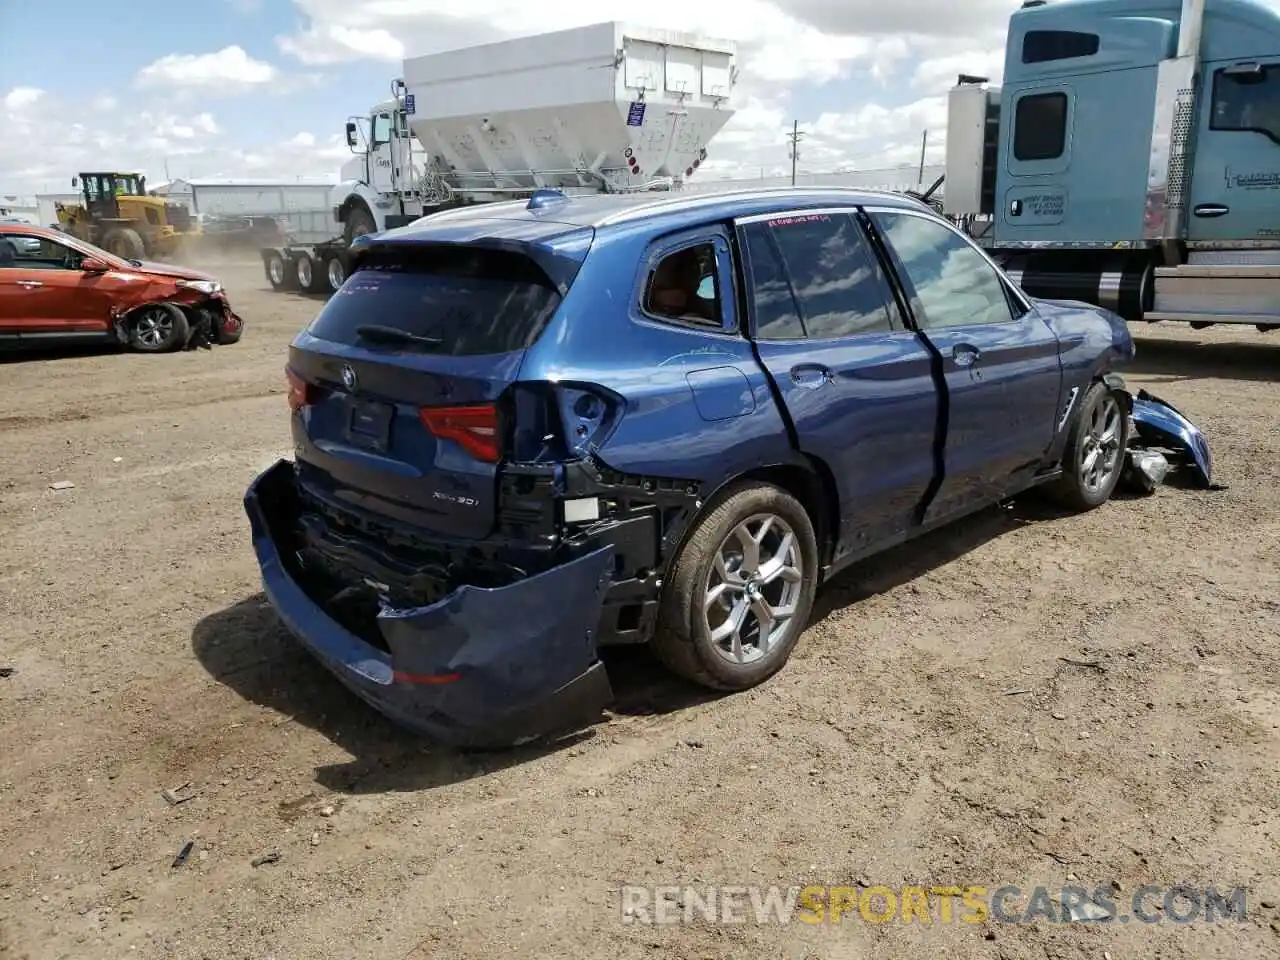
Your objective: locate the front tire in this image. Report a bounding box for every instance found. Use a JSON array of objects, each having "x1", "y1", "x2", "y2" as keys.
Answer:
[
  {"x1": 651, "y1": 482, "x2": 818, "y2": 691},
  {"x1": 128, "y1": 303, "x2": 189, "y2": 353},
  {"x1": 1046, "y1": 380, "x2": 1130, "y2": 511},
  {"x1": 344, "y1": 204, "x2": 376, "y2": 246}
]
